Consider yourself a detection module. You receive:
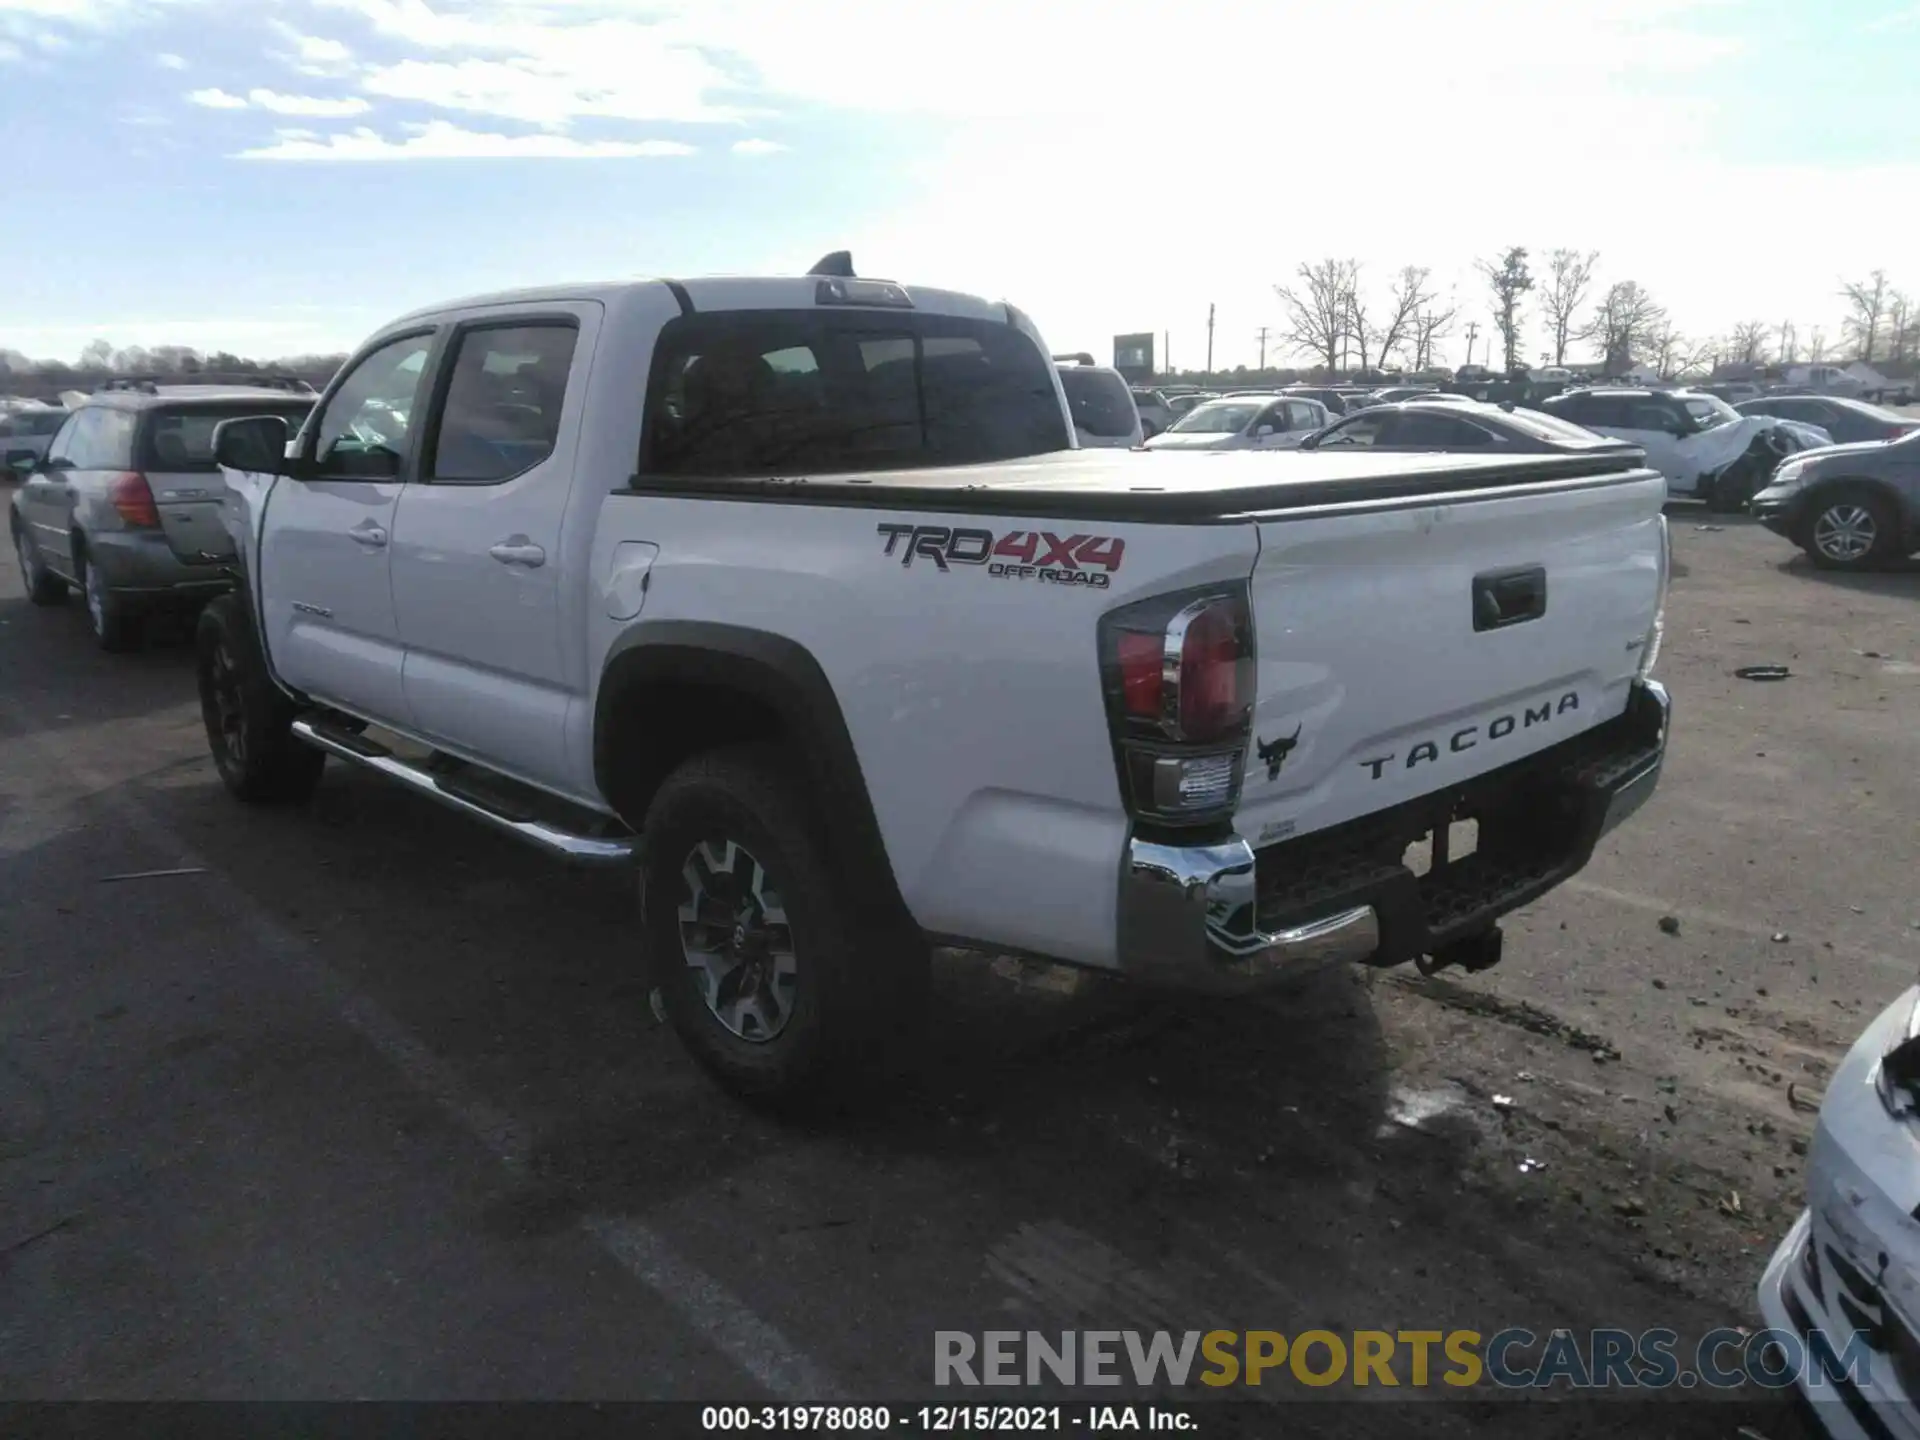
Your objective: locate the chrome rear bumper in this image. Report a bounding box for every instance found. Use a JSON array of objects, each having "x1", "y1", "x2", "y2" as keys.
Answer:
[
  {"x1": 1117, "y1": 835, "x2": 1380, "y2": 994},
  {"x1": 1115, "y1": 679, "x2": 1669, "y2": 995}
]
